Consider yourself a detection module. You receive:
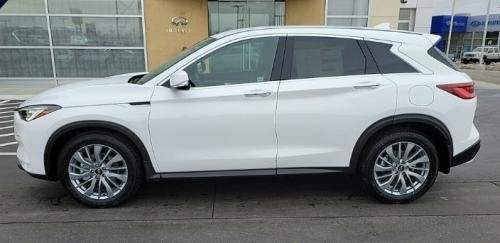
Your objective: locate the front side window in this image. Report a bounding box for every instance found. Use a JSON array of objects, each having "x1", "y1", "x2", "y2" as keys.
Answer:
[
  {"x1": 184, "y1": 37, "x2": 279, "y2": 87},
  {"x1": 288, "y1": 37, "x2": 366, "y2": 79}
]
